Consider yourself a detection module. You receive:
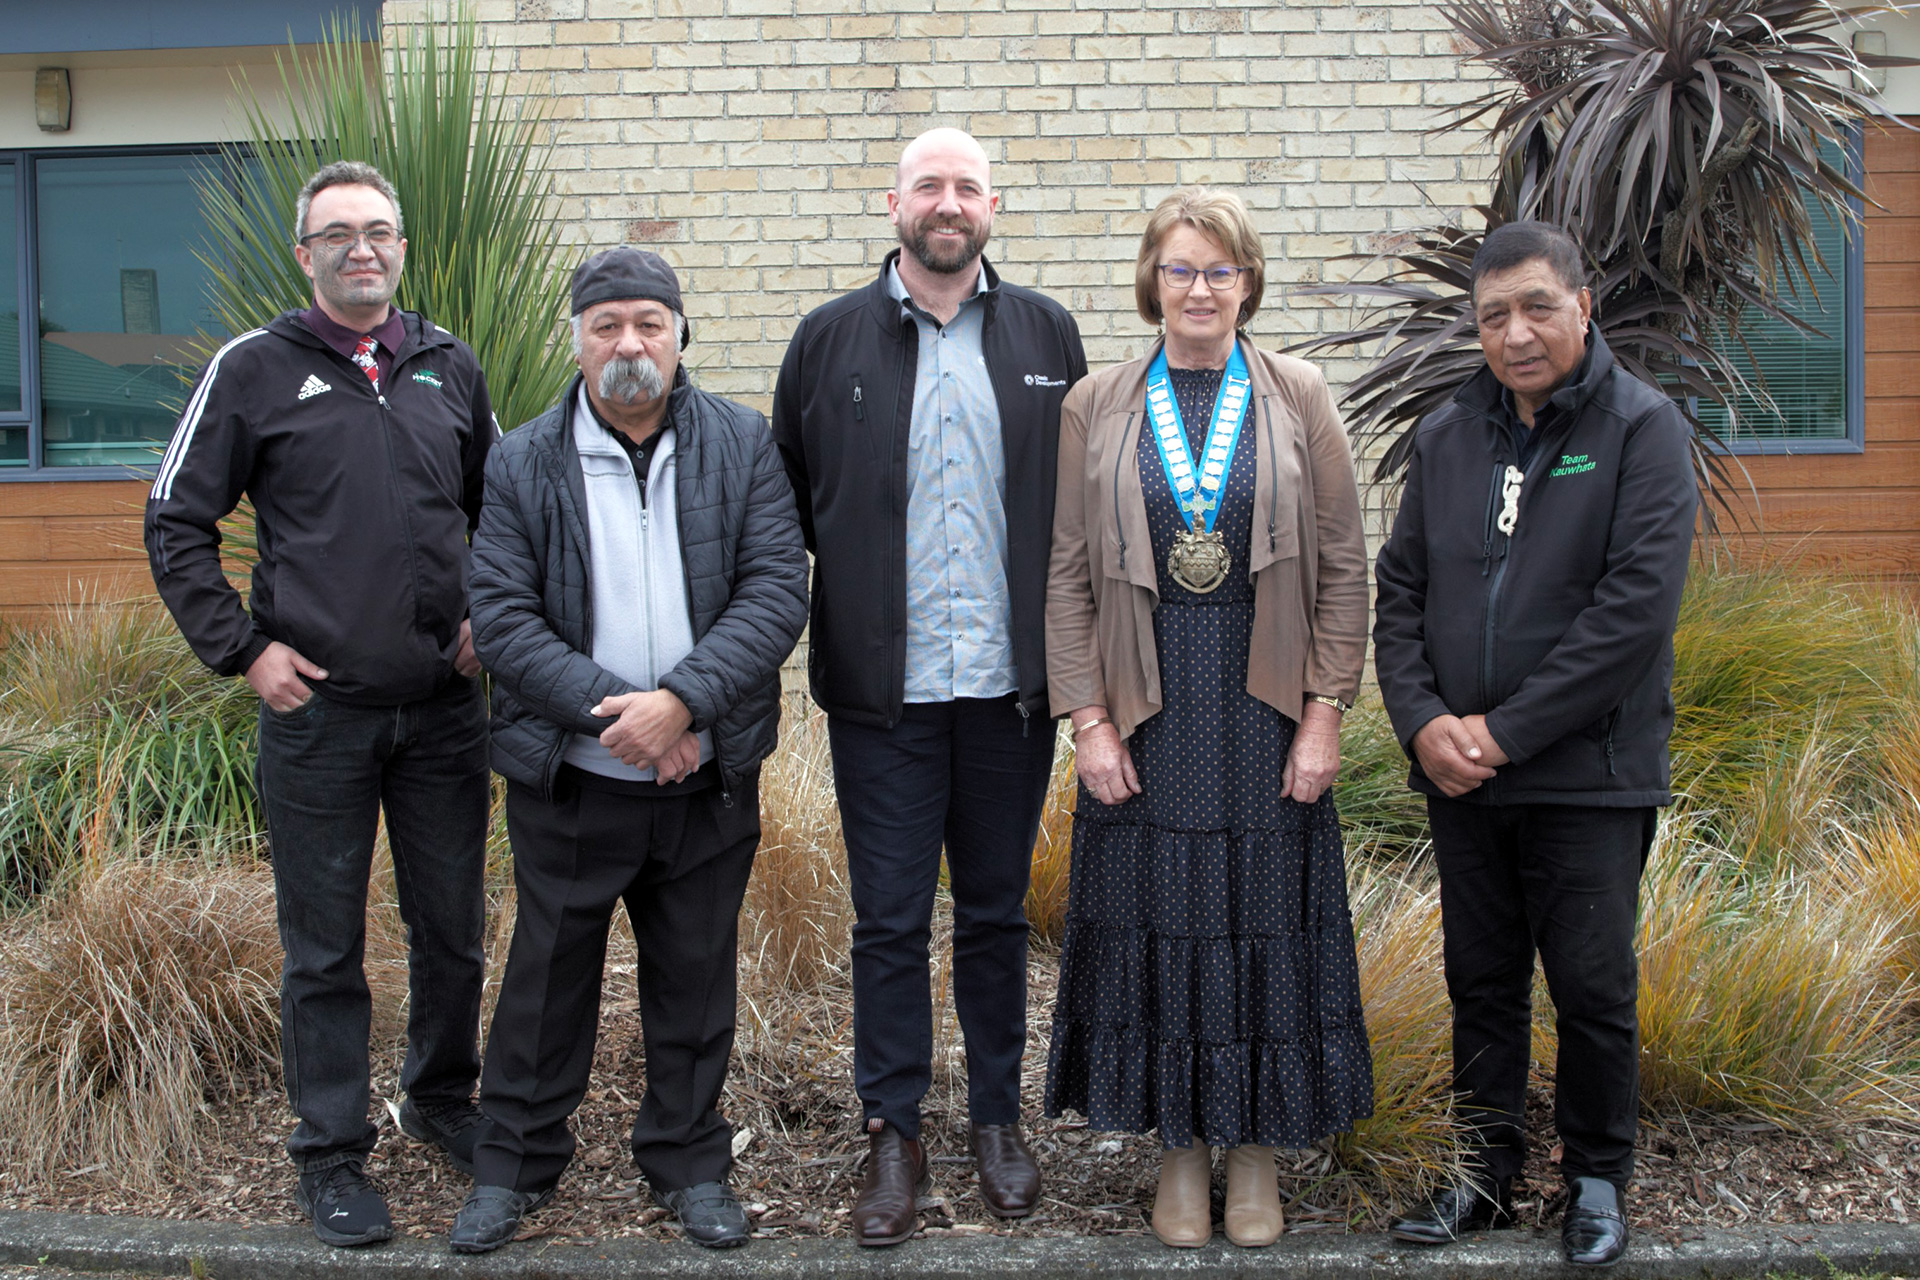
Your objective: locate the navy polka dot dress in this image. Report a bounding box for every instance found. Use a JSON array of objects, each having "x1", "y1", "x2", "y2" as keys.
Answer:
[{"x1": 1043, "y1": 364, "x2": 1374, "y2": 1150}]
